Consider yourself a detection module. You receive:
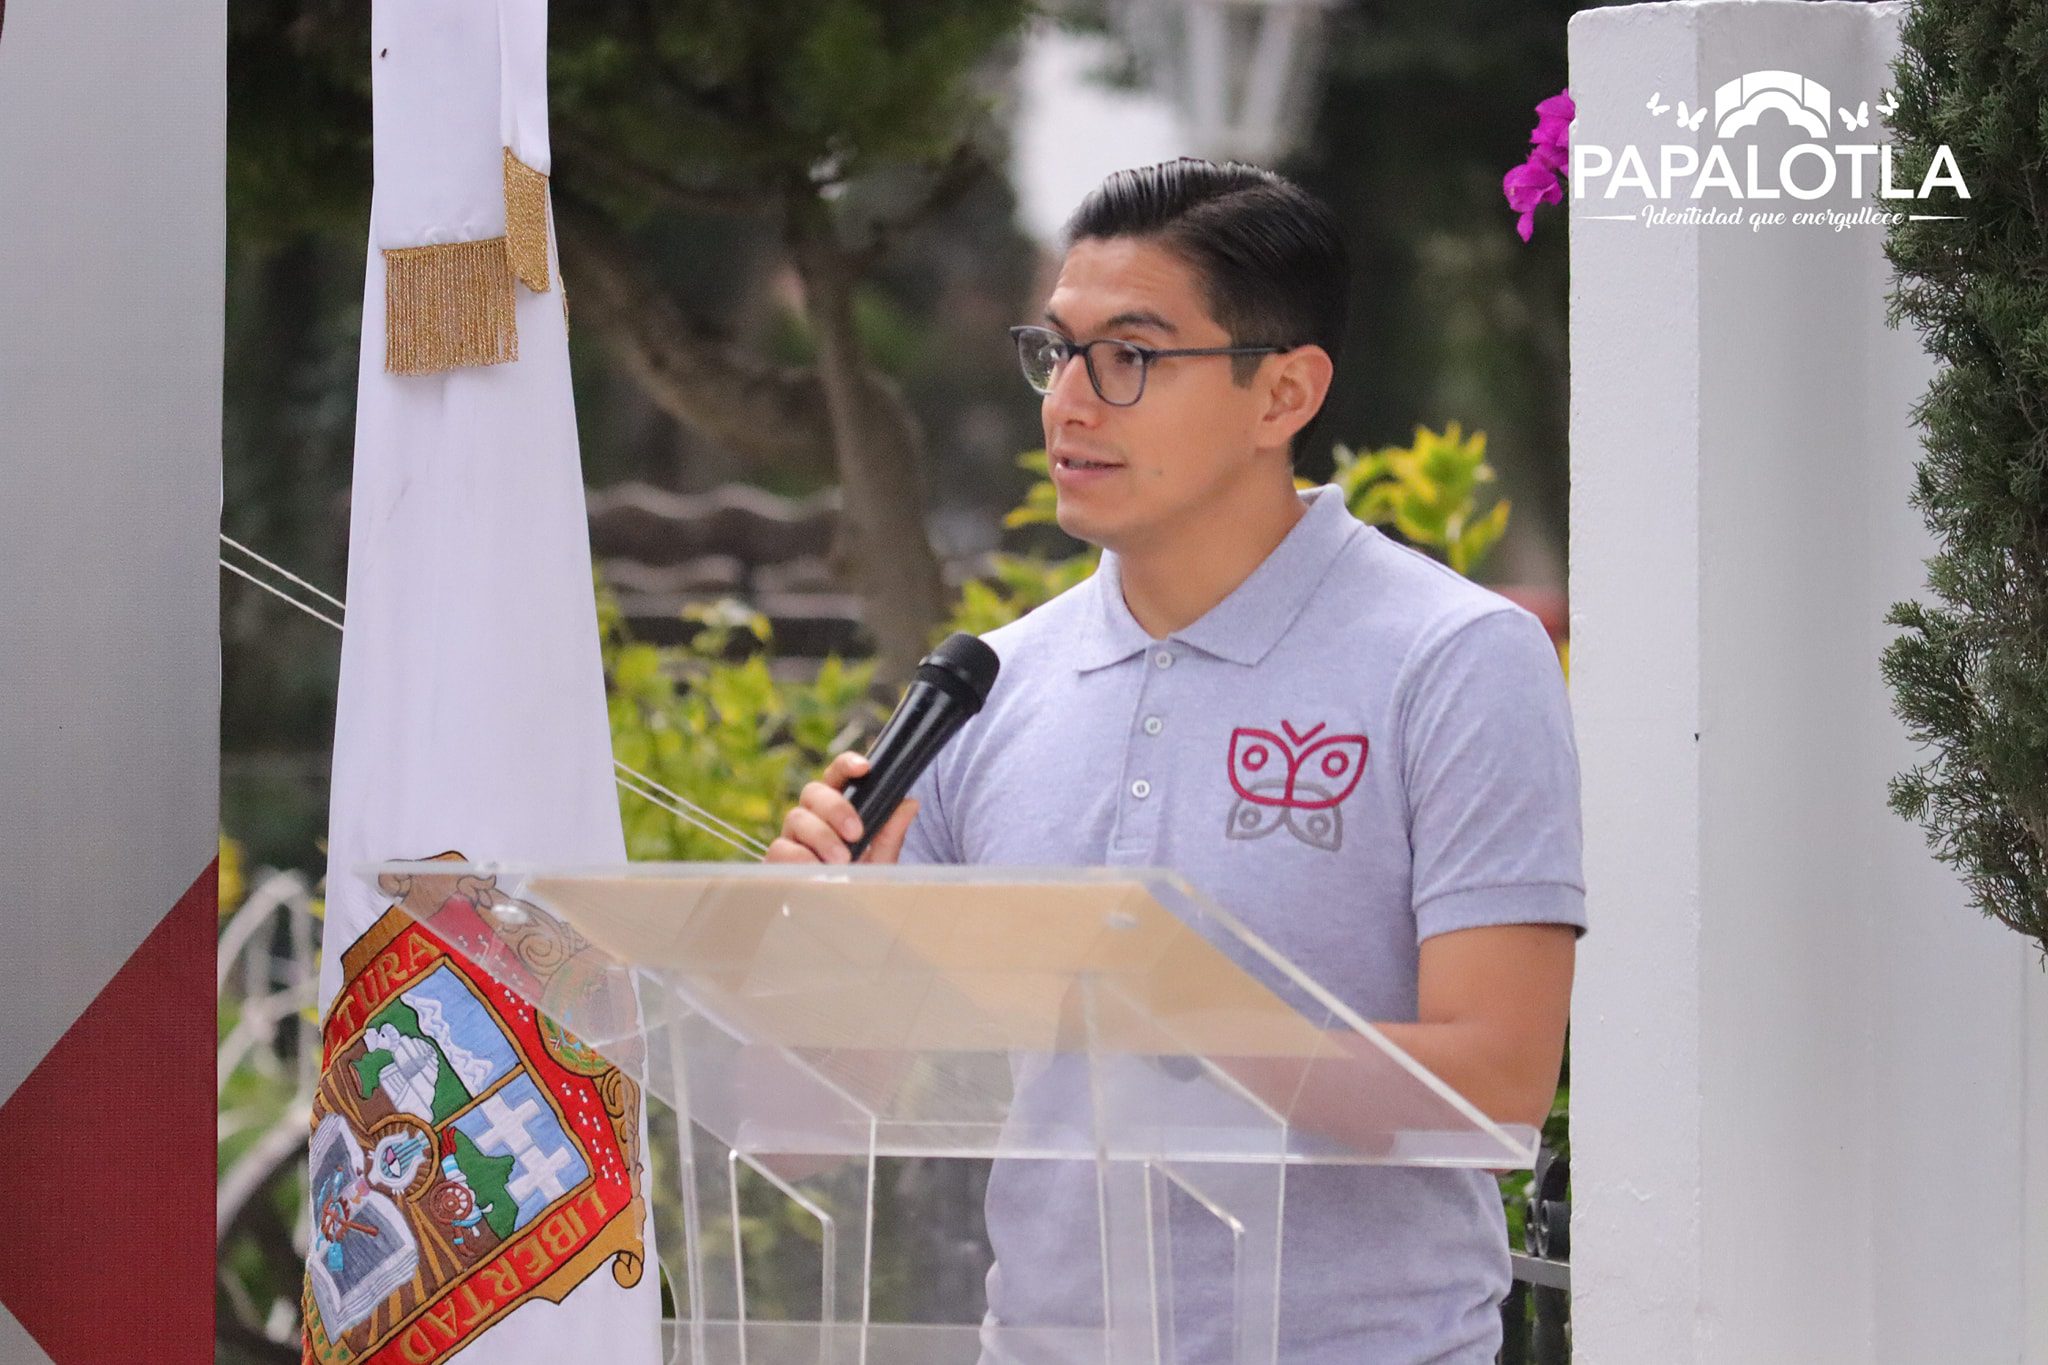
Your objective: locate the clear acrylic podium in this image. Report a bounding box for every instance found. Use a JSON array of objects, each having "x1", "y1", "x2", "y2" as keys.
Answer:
[{"x1": 369, "y1": 859, "x2": 1536, "y2": 1364}]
